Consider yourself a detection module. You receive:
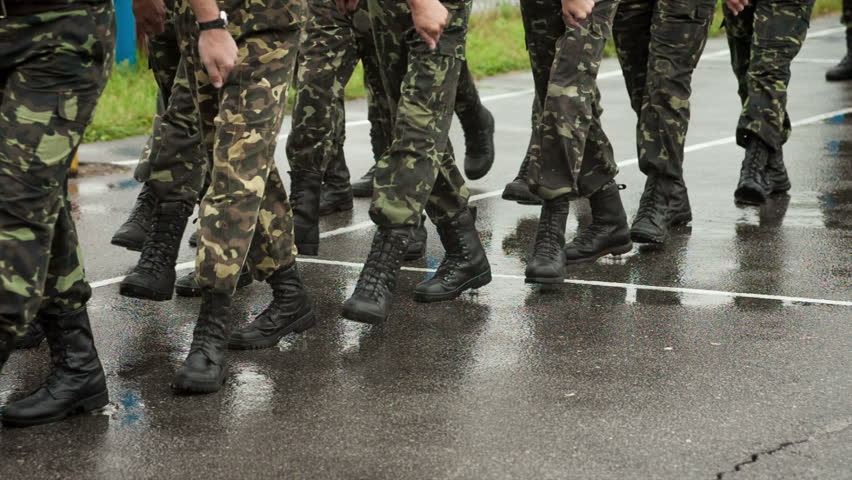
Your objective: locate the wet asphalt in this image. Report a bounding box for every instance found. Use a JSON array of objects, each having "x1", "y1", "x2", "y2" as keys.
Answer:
[{"x1": 2, "y1": 15, "x2": 851, "y2": 480}]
